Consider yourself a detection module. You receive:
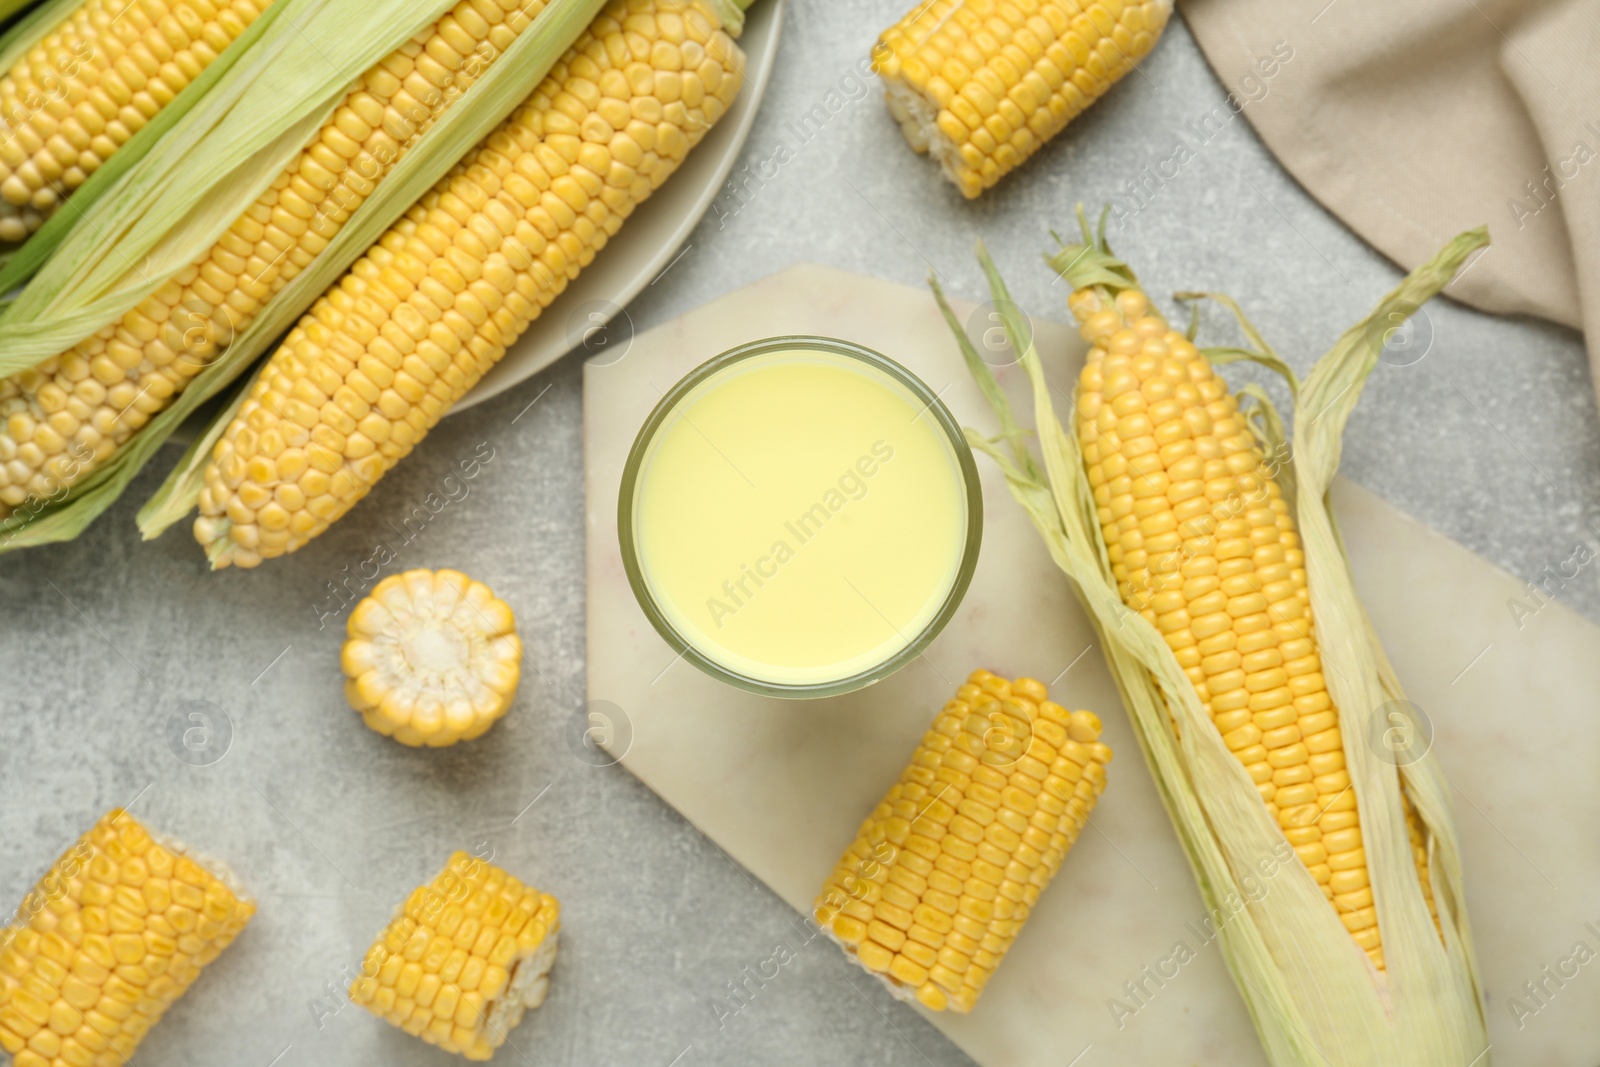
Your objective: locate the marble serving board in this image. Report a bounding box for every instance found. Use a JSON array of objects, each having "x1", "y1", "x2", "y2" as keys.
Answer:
[{"x1": 583, "y1": 264, "x2": 1600, "y2": 1066}]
